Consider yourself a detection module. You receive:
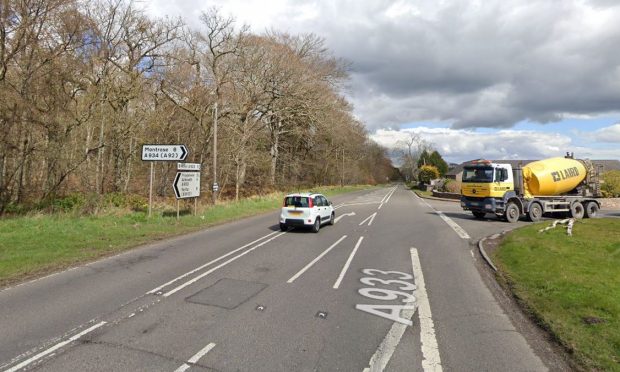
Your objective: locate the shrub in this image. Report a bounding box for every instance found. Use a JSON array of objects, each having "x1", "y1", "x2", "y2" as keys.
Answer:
[
  {"x1": 602, "y1": 170, "x2": 620, "y2": 198},
  {"x1": 419, "y1": 165, "x2": 440, "y2": 184}
]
